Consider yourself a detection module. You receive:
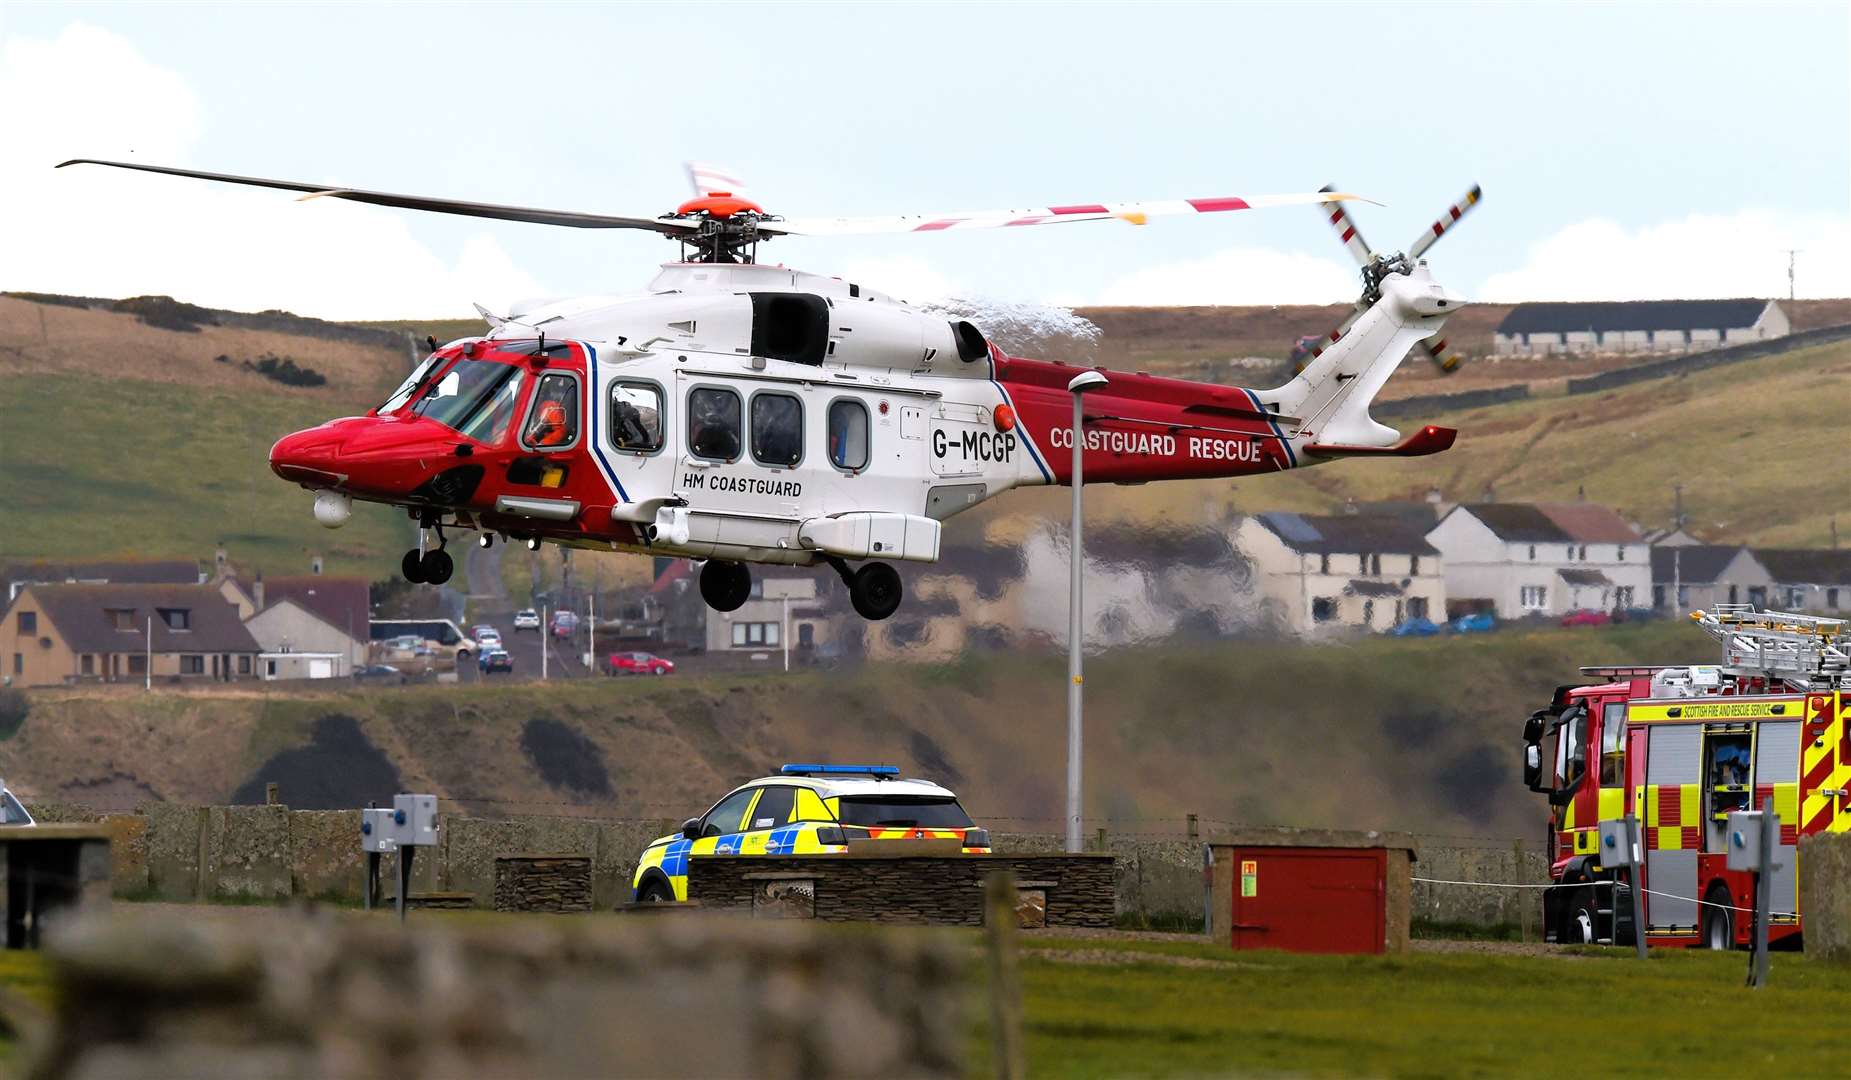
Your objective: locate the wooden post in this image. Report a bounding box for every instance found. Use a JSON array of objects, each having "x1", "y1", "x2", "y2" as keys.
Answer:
[
  {"x1": 1186, "y1": 814, "x2": 1198, "y2": 841},
  {"x1": 1515, "y1": 839, "x2": 1530, "y2": 944},
  {"x1": 265, "y1": 782, "x2": 279, "y2": 806},
  {"x1": 984, "y1": 870, "x2": 1024, "y2": 1080},
  {"x1": 1094, "y1": 826, "x2": 1107, "y2": 852}
]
